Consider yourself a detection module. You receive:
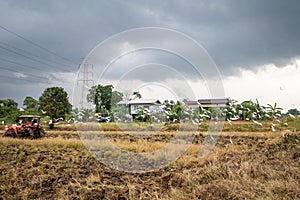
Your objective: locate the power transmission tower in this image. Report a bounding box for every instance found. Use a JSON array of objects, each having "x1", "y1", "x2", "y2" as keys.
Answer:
[{"x1": 77, "y1": 63, "x2": 94, "y2": 108}]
